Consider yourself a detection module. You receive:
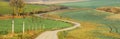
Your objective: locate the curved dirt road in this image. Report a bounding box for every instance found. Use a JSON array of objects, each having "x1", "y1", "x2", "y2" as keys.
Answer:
[{"x1": 35, "y1": 14, "x2": 80, "y2": 39}]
